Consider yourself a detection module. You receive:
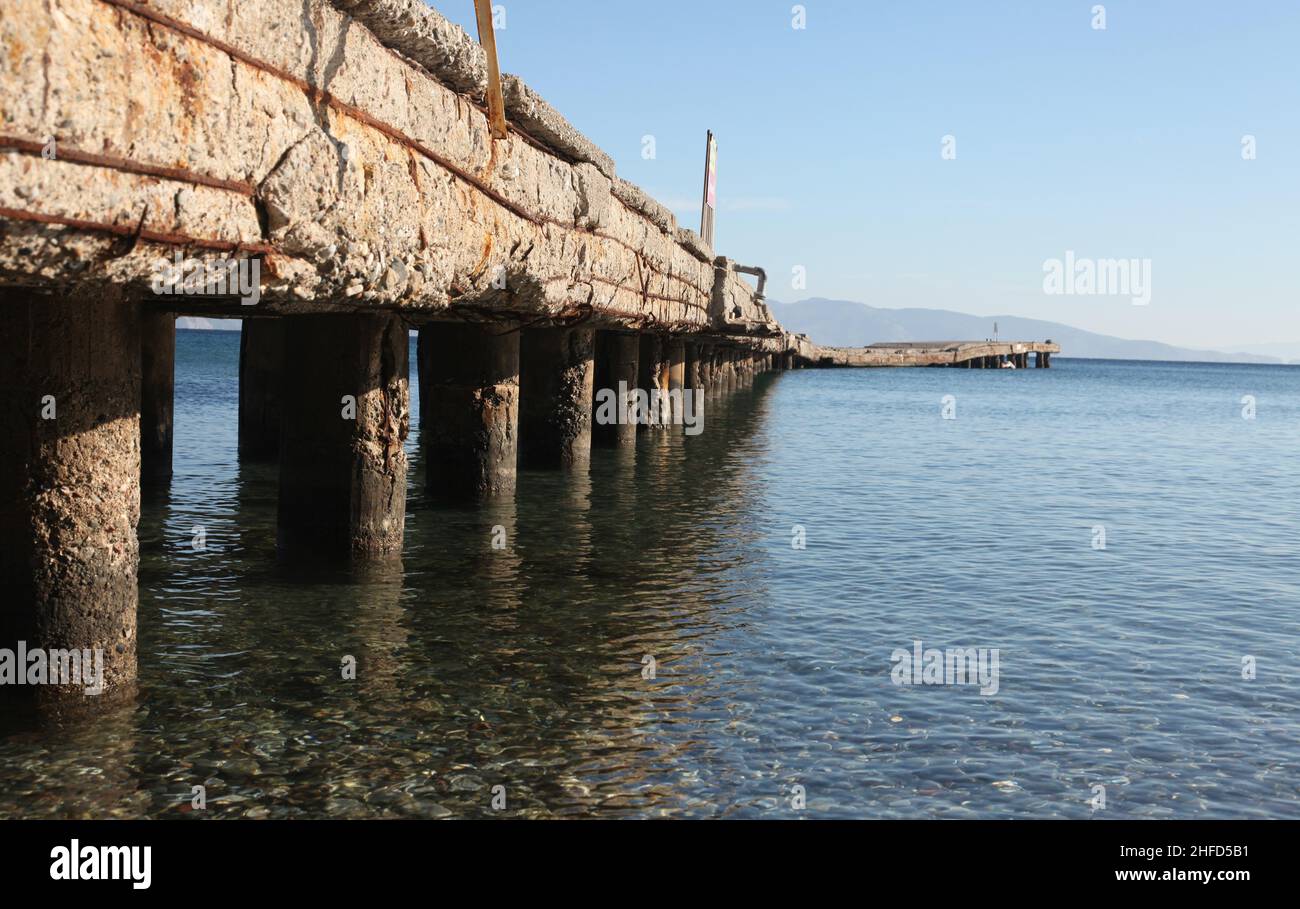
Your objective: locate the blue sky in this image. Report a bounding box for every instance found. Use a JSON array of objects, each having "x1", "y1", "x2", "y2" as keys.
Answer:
[{"x1": 433, "y1": 1, "x2": 1299, "y2": 349}]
